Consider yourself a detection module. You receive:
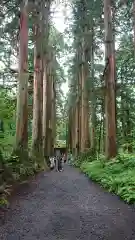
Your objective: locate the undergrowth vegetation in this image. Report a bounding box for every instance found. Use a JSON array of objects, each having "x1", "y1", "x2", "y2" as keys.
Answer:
[
  {"x1": 0, "y1": 140, "x2": 46, "y2": 206},
  {"x1": 73, "y1": 153, "x2": 135, "y2": 204}
]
